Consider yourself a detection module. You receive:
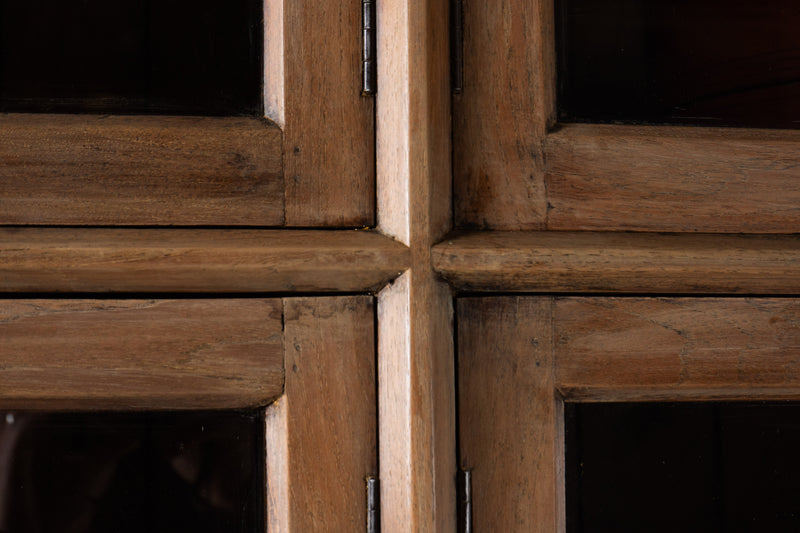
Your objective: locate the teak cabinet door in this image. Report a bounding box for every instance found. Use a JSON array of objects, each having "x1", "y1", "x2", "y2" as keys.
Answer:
[
  {"x1": 0, "y1": 296, "x2": 377, "y2": 533},
  {"x1": 453, "y1": 0, "x2": 800, "y2": 232},
  {"x1": 0, "y1": 0, "x2": 374, "y2": 227},
  {"x1": 458, "y1": 296, "x2": 800, "y2": 532}
]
